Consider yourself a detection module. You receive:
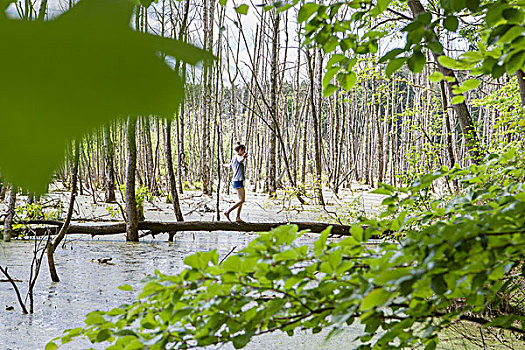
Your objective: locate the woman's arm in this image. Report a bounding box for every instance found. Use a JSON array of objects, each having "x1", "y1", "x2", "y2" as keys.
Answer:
[{"x1": 237, "y1": 154, "x2": 248, "y2": 162}]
